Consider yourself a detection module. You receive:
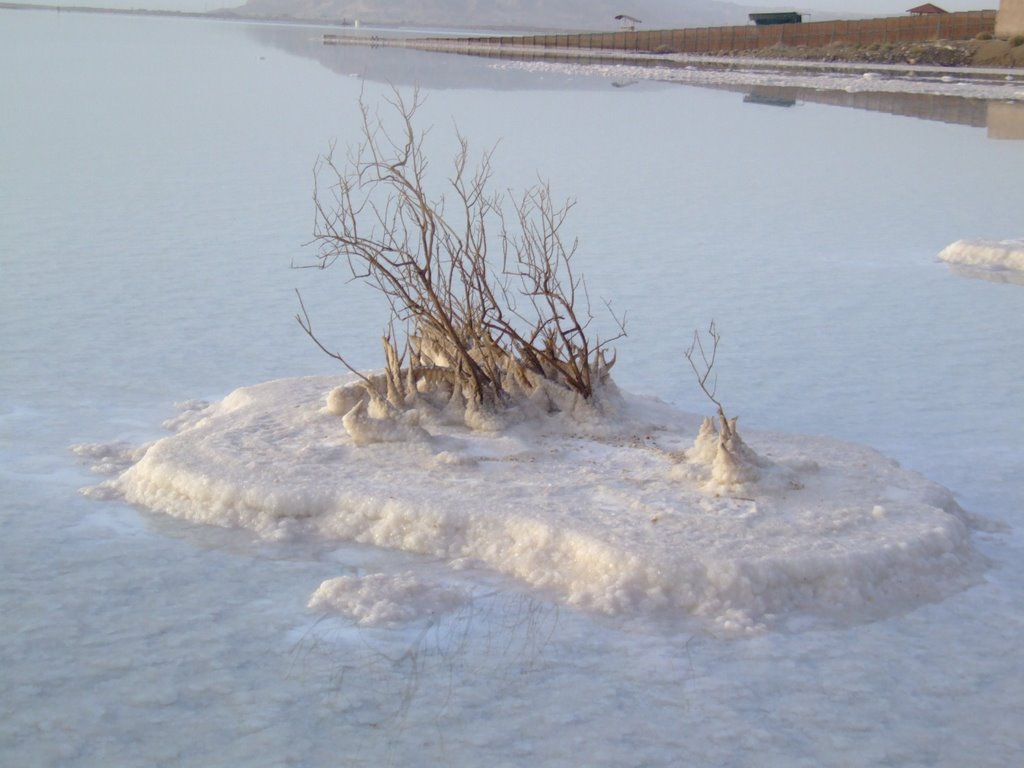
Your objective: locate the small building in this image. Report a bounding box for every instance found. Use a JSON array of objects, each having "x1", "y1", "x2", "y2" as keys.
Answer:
[
  {"x1": 749, "y1": 12, "x2": 804, "y2": 26},
  {"x1": 614, "y1": 14, "x2": 642, "y2": 31},
  {"x1": 907, "y1": 4, "x2": 949, "y2": 14}
]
